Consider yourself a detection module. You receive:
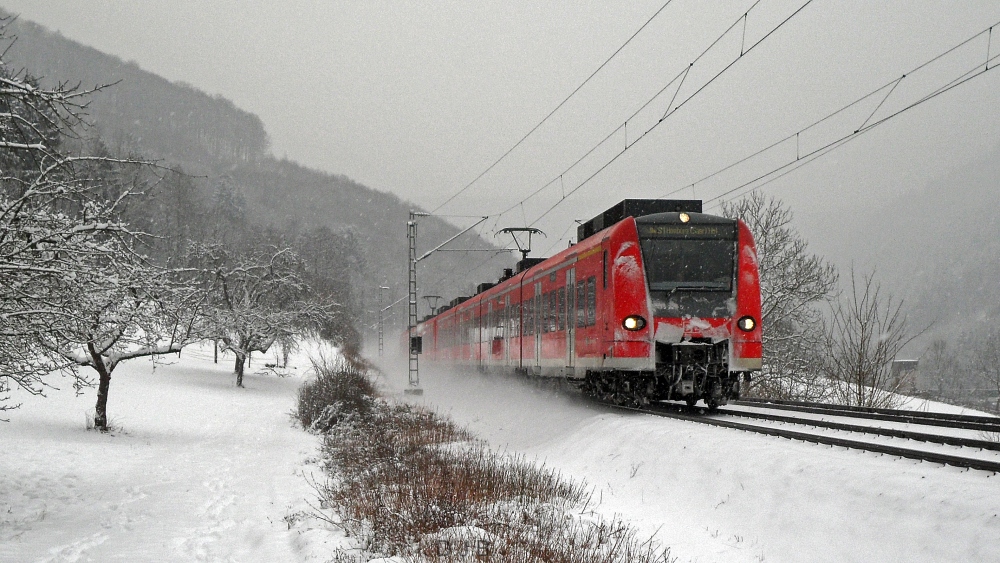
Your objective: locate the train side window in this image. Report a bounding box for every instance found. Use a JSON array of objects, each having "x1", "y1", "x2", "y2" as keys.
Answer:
[
  {"x1": 547, "y1": 292, "x2": 556, "y2": 333},
  {"x1": 602, "y1": 250, "x2": 607, "y2": 289},
  {"x1": 586, "y1": 276, "x2": 597, "y2": 326},
  {"x1": 512, "y1": 303, "x2": 520, "y2": 337},
  {"x1": 551, "y1": 291, "x2": 559, "y2": 332},
  {"x1": 576, "y1": 280, "x2": 586, "y2": 327},
  {"x1": 530, "y1": 298, "x2": 536, "y2": 336},
  {"x1": 540, "y1": 292, "x2": 548, "y2": 333},
  {"x1": 535, "y1": 293, "x2": 542, "y2": 335},
  {"x1": 539, "y1": 292, "x2": 546, "y2": 333},
  {"x1": 543, "y1": 292, "x2": 550, "y2": 333},
  {"x1": 557, "y1": 287, "x2": 566, "y2": 331},
  {"x1": 566, "y1": 280, "x2": 574, "y2": 331}
]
